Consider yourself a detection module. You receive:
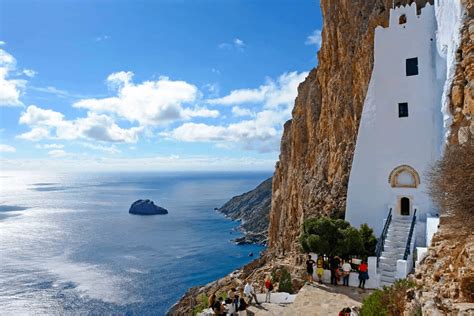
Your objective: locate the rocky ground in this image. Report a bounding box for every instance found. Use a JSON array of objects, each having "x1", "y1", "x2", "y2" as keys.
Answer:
[
  {"x1": 246, "y1": 284, "x2": 371, "y2": 316},
  {"x1": 405, "y1": 213, "x2": 474, "y2": 315}
]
